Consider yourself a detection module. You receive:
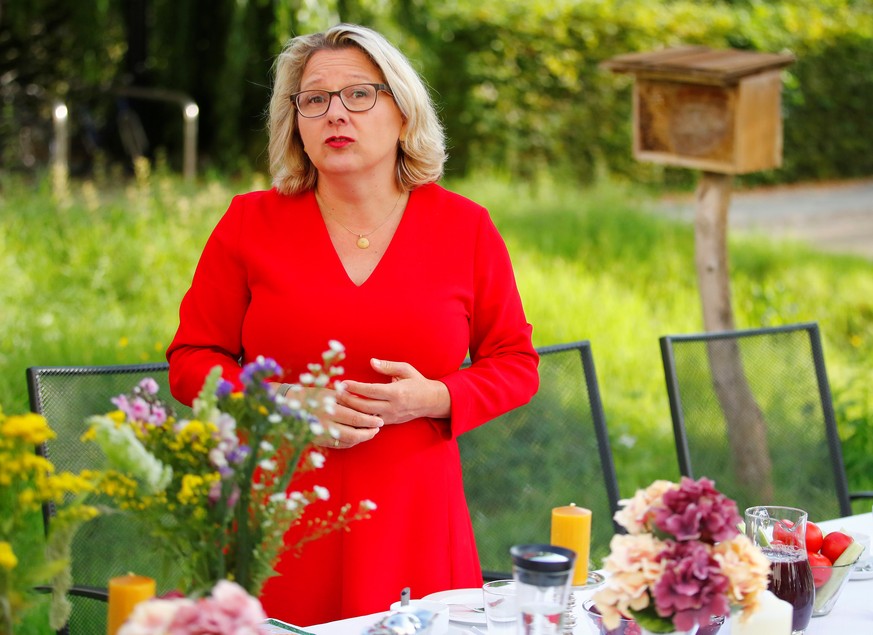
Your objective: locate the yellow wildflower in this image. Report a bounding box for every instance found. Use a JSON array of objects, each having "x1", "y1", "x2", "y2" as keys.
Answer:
[
  {"x1": 1, "y1": 413, "x2": 56, "y2": 445},
  {"x1": 0, "y1": 541, "x2": 18, "y2": 570}
]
